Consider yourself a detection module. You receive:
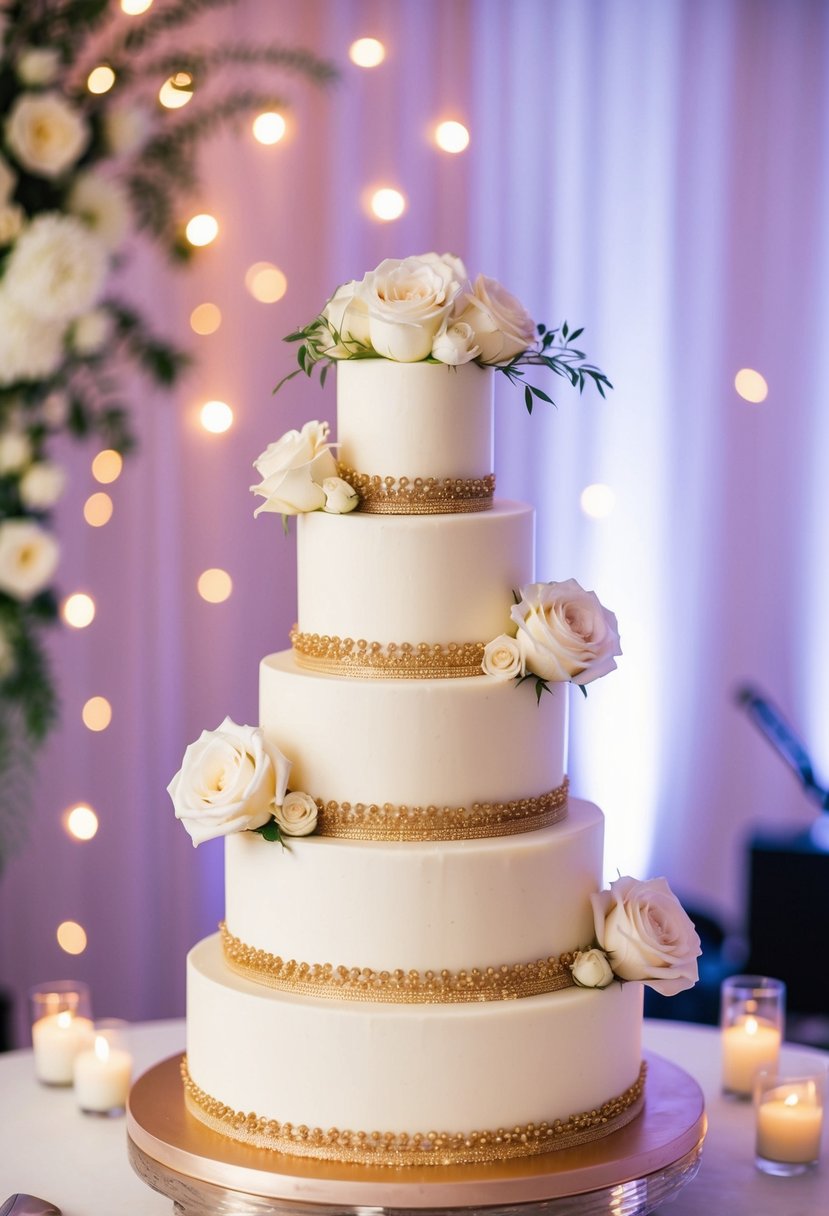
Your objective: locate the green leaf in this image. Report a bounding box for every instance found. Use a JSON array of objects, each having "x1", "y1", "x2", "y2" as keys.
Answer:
[{"x1": 524, "y1": 385, "x2": 533, "y2": 414}]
